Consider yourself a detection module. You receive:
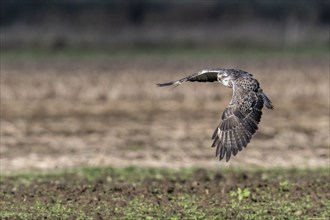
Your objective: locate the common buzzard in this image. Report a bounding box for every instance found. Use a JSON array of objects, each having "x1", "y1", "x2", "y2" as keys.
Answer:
[{"x1": 157, "y1": 69, "x2": 274, "y2": 162}]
